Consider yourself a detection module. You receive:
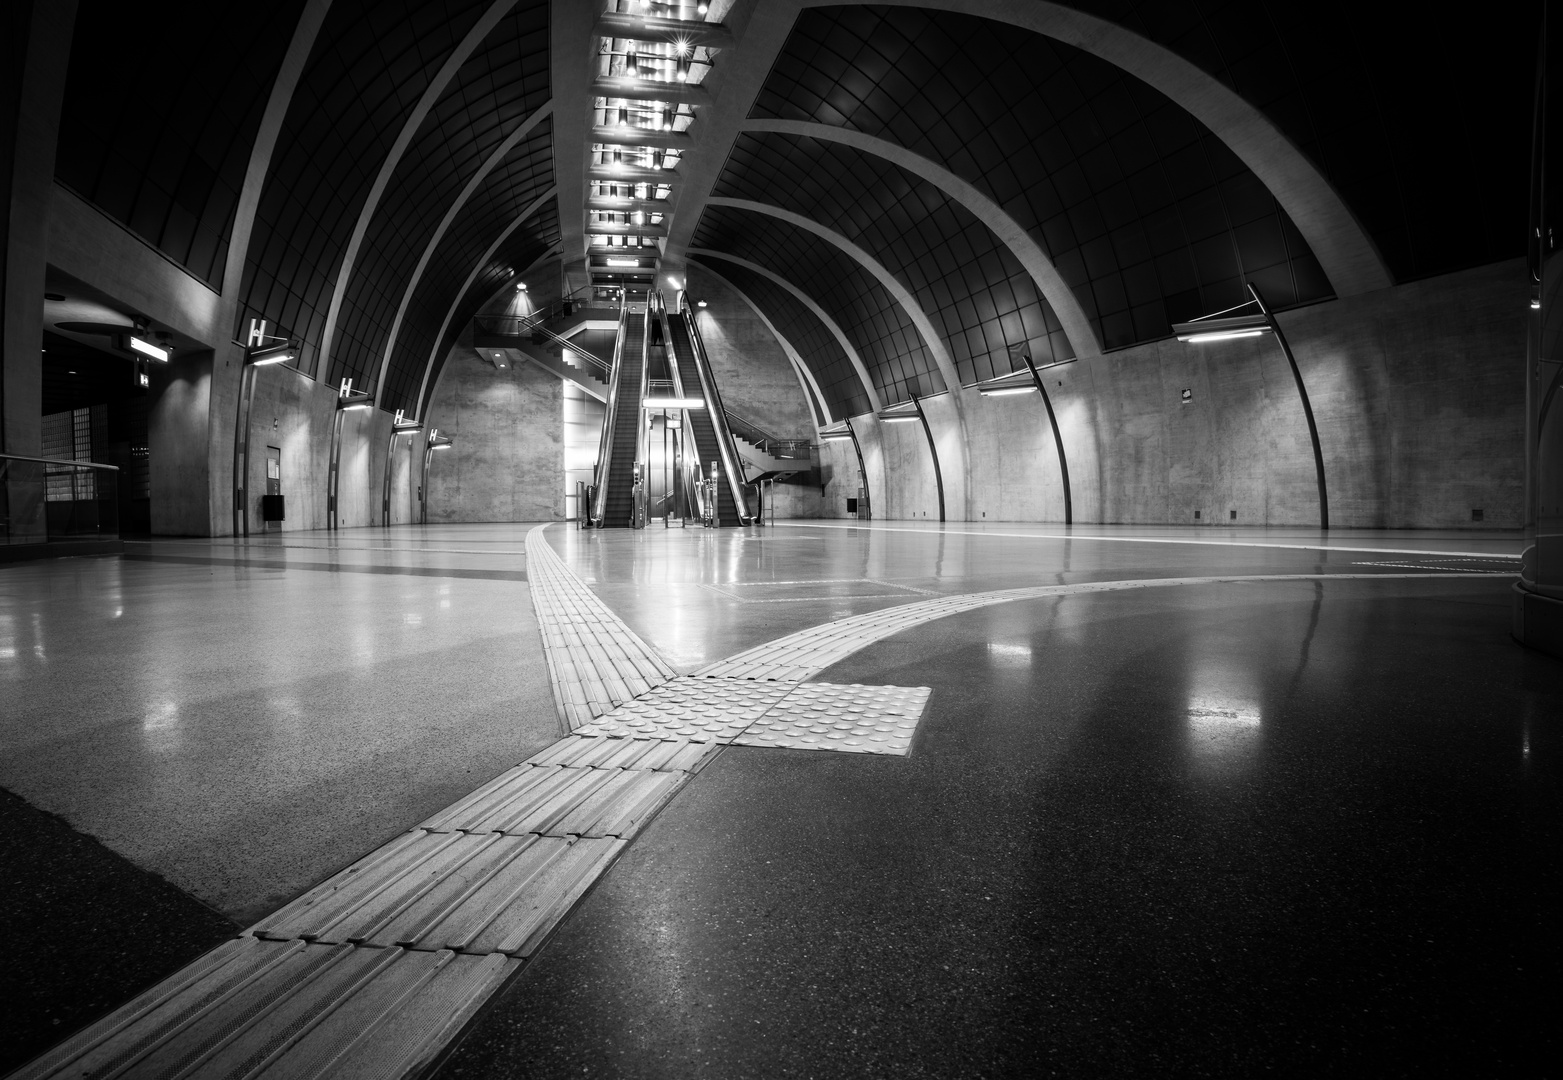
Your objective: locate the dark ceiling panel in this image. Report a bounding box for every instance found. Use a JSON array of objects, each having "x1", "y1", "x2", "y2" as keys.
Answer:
[
  {"x1": 381, "y1": 121, "x2": 556, "y2": 416},
  {"x1": 1071, "y1": 0, "x2": 1537, "y2": 283},
  {"x1": 235, "y1": 0, "x2": 493, "y2": 380},
  {"x1": 690, "y1": 202, "x2": 935, "y2": 407},
  {"x1": 713, "y1": 132, "x2": 1074, "y2": 385},
  {"x1": 691, "y1": 254, "x2": 872, "y2": 420},
  {"x1": 56, "y1": 0, "x2": 307, "y2": 290},
  {"x1": 416, "y1": 197, "x2": 561, "y2": 418},
  {"x1": 751, "y1": 5, "x2": 1334, "y2": 350},
  {"x1": 328, "y1": 1, "x2": 550, "y2": 391}
]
